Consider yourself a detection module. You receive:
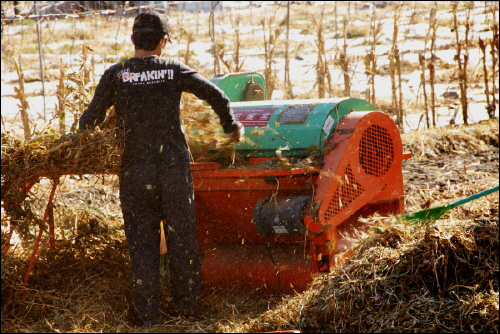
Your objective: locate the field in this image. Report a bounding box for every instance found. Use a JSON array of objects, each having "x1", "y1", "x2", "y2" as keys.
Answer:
[{"x1": 1, "y1": 1, "x2": 499, "y2": 333}]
